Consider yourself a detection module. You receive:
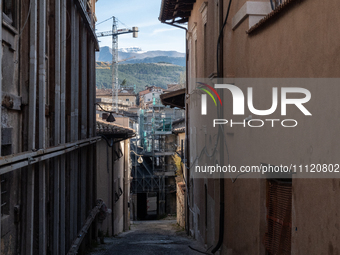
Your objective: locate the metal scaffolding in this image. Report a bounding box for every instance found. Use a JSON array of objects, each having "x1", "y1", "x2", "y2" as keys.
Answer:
[{"x1": 131, "y1": 97, "x2": 182, "y2": 215}]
